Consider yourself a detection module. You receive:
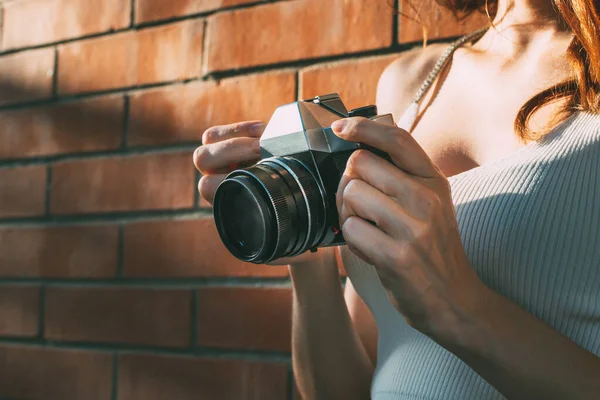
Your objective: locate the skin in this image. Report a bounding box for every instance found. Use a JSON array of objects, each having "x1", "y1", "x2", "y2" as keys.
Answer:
[{"x1": 193, "y1": 0, "x2": 600, "y2": 398}]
